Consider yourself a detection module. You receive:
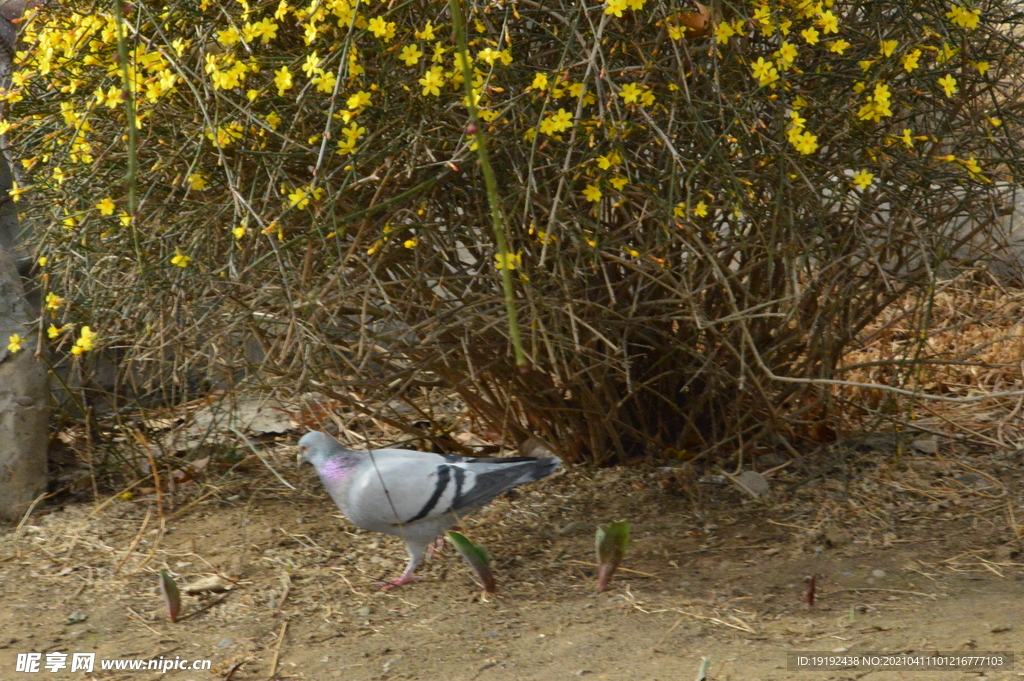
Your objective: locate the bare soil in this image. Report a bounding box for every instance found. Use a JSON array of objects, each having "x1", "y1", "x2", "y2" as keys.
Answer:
[{"x1": 3, "y1": 436, "x2": 1024, "y2": 681}]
